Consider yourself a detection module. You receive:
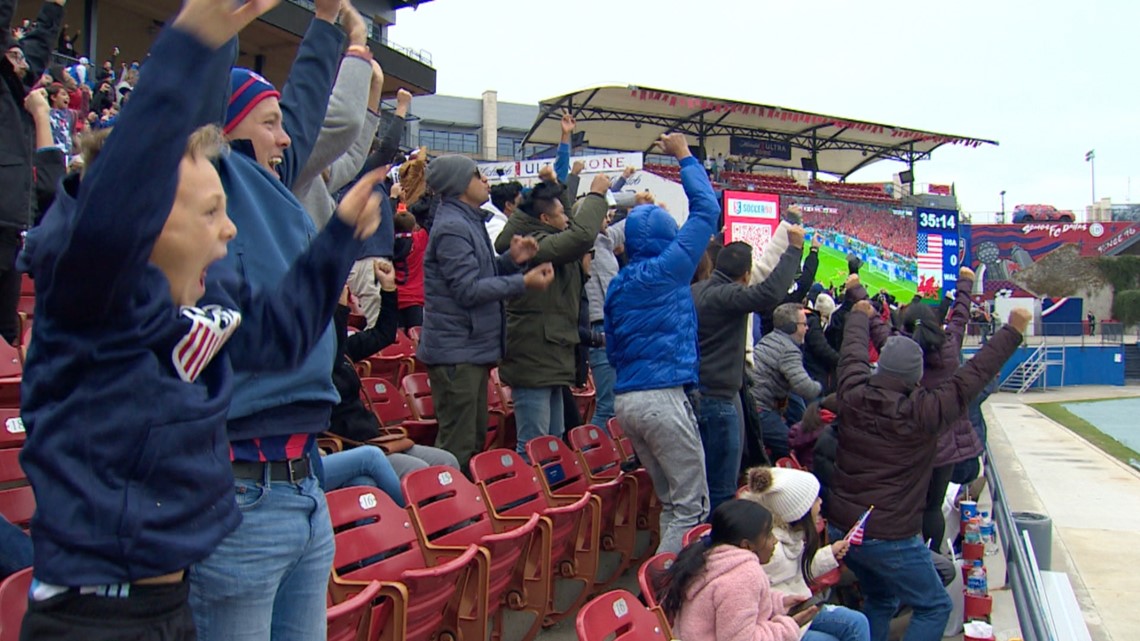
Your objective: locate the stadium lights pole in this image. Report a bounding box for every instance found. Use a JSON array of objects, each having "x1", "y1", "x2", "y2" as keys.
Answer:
[
  {"x1": 1086, "y1": 149, "x2": 1096, "y2": 204},
  {"x1": 1000, "y1": 190, "x2": 1006, "y2": 223}
]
